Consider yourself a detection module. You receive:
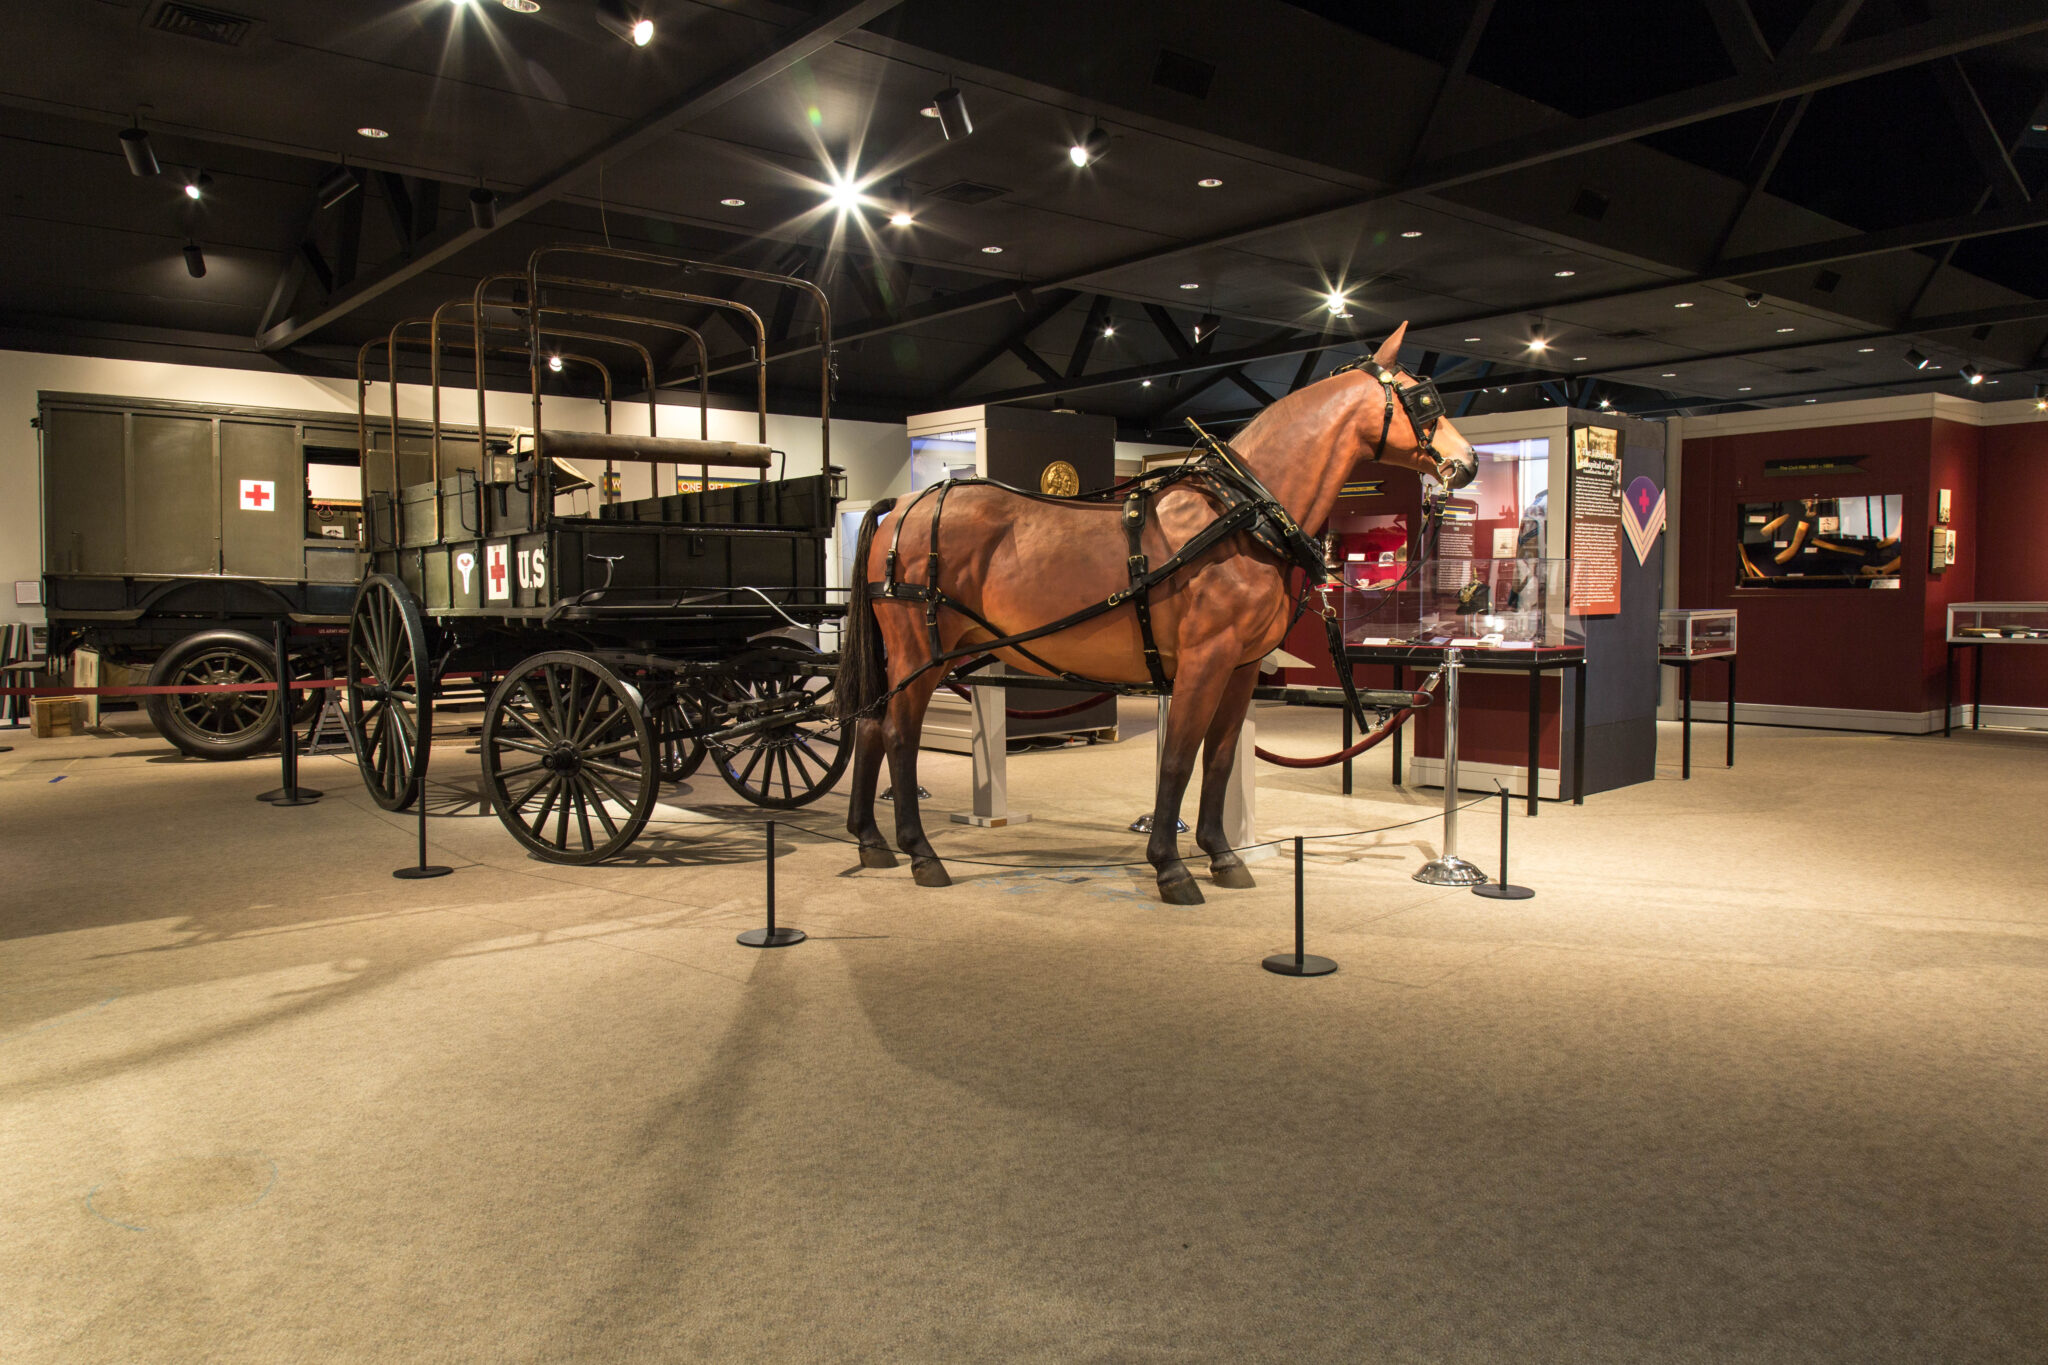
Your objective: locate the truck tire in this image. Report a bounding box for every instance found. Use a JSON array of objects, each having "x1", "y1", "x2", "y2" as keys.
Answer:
[{"x1": 145, "y1": 629, "x2": 281, "y2": 760}]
